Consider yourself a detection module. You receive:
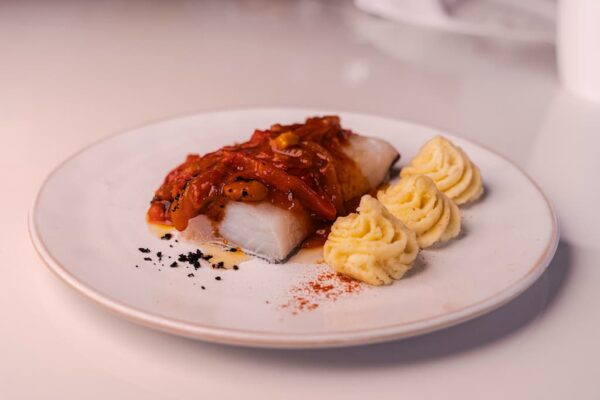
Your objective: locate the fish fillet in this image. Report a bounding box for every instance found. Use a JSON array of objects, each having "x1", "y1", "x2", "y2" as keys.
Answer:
[{"x1": 182, "y1": 135, "x2": 399, "y2": 262}]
